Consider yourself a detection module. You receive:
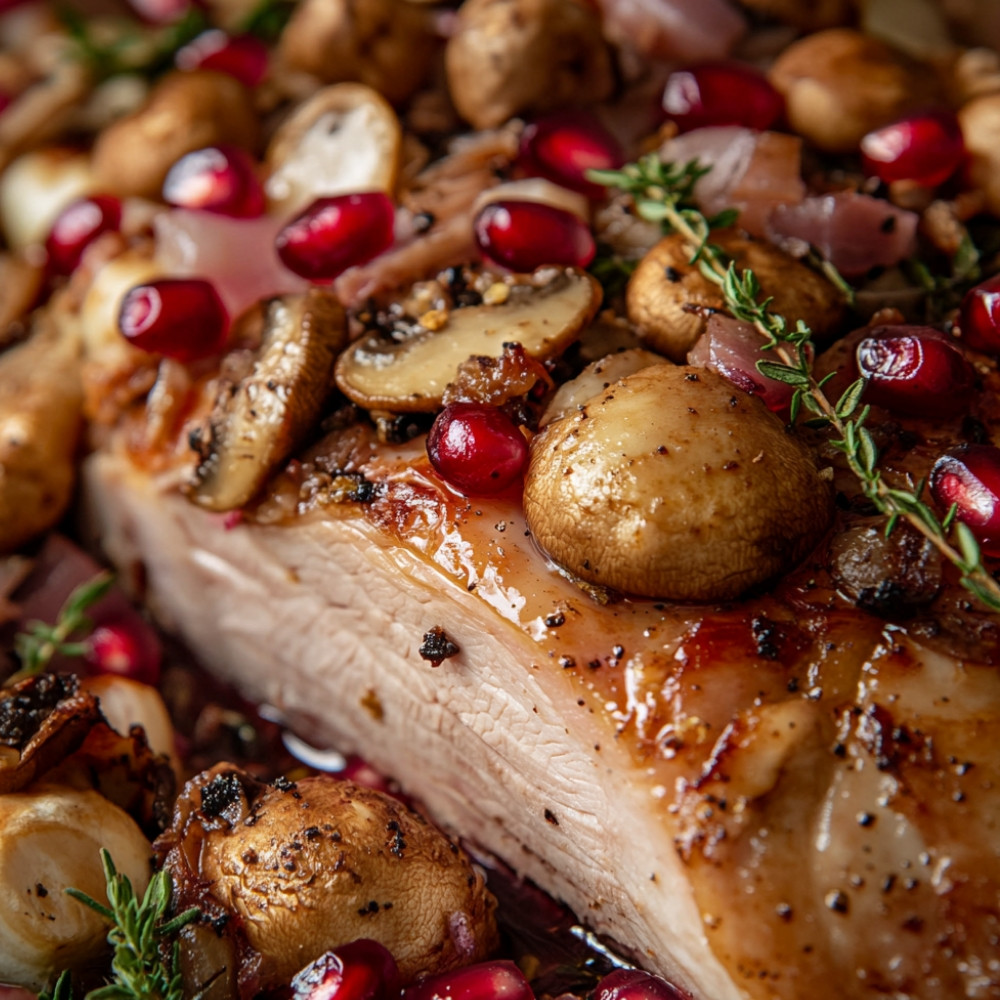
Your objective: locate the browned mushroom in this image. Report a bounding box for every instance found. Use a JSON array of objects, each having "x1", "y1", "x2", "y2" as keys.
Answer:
[
  {"x1": 768, "y1": 29, "x2": 938, "y2": 153},
  {"x1": 625, "y1": 231, "x2": 844, "y2": 362},
  {"x1": 91, "y1": 70, "x2": 258, "y2": 200},
  {"x1": 157, "y1": 765, "x2": 499, "y2": 996},
  {"x1": 335, "y1": 268, "x2": 601, "y2": 412},
  {"x1": 523, "y1": 365, "x2": 832, "y2": 601},
  {"x1": 444, "y1": 0, "x2": 614, "y2": 130},
  {"x1": 189, "y1": 289, "x2": 349, "y2": 512}
]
